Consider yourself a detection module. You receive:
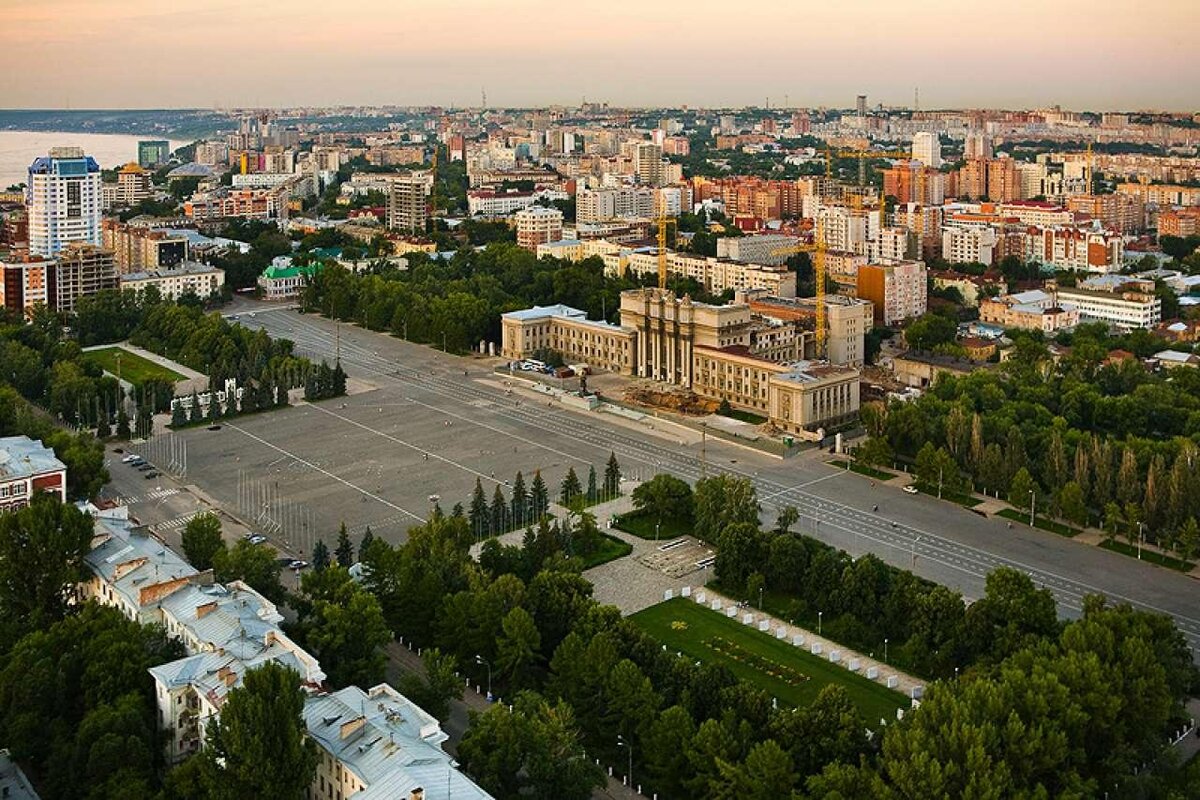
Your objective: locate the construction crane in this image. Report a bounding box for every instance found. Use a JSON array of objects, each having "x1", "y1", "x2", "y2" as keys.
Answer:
[
  {"x1": 836, "y1": 148, "x2": 910, "y2": 186},
  {"x1": 770, "y1": 226, "x2": 829, "y2": 358},
  {"x1": 655, "y1": 194, "x2": 670, "y2": 289}
]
